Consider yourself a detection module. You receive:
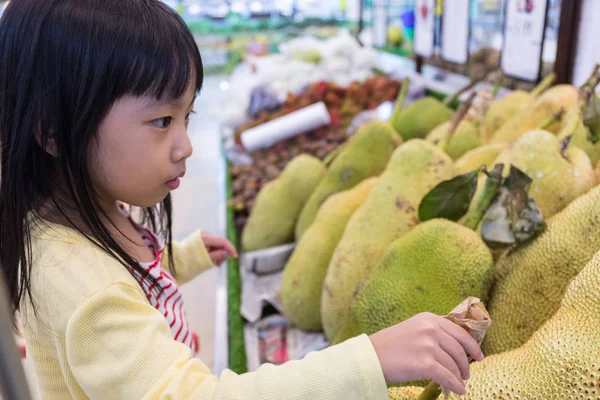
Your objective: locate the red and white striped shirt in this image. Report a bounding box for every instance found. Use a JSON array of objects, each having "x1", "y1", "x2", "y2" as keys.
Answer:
[{"x1": 118, "y1": 203, "x2": 198, "y2": 356}]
